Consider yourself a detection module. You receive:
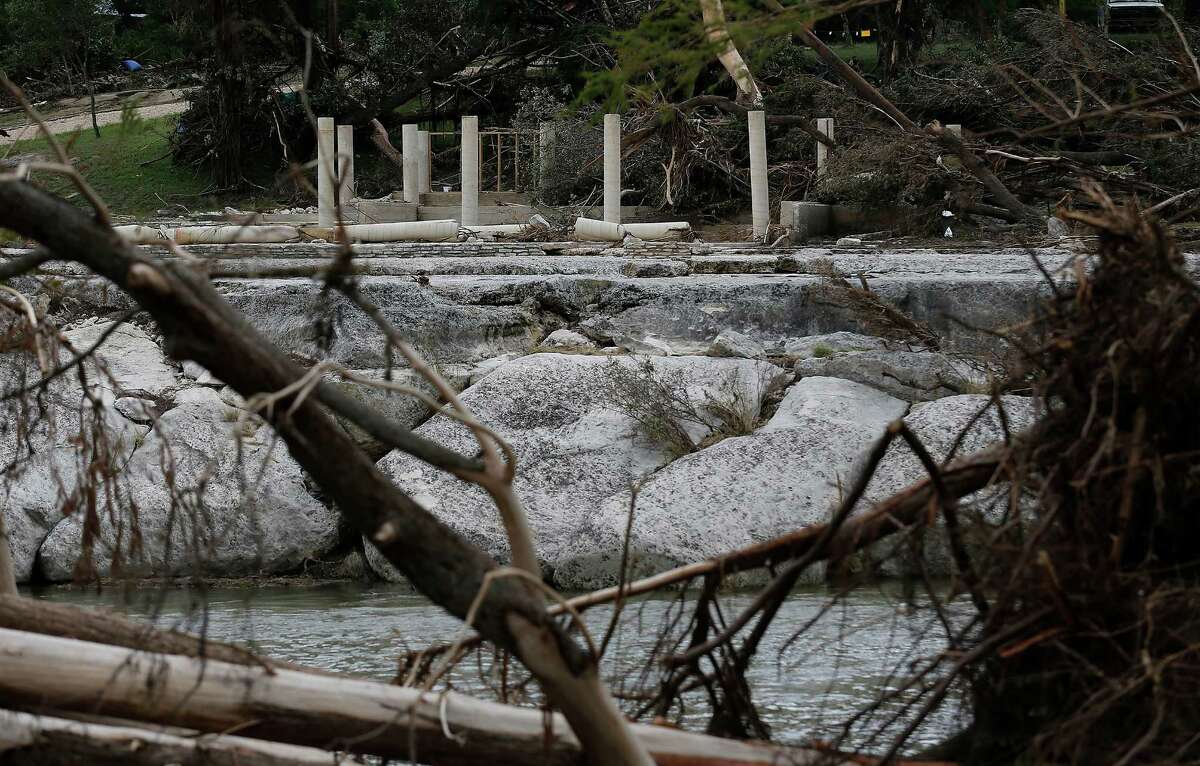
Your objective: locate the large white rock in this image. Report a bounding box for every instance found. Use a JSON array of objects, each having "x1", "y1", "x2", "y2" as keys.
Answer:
[
  {"x1": 0, "y1": 353, "x2": 142, "y2": 582},
  {"x1": 796, "y1": 349, "x2": 980, "y2": 402},
  {"x1": 38, "y1": 396, "x2": 340, "y2": 580},
  {"x1": 863, "y1": 394, "x2": 1040, "y2": 576},
  {"x1": 553, "y1": 377, "x2": 907, "y2": 589},
  {"x1": 369, "y1": 353, "x2": 786, "y2": 580},
  {"x1": 62, "y1": 321, "x2": 179, "y2": 398},
  {"x1": 708, "y1": 330, "x2": 765, "y2": 360}
]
